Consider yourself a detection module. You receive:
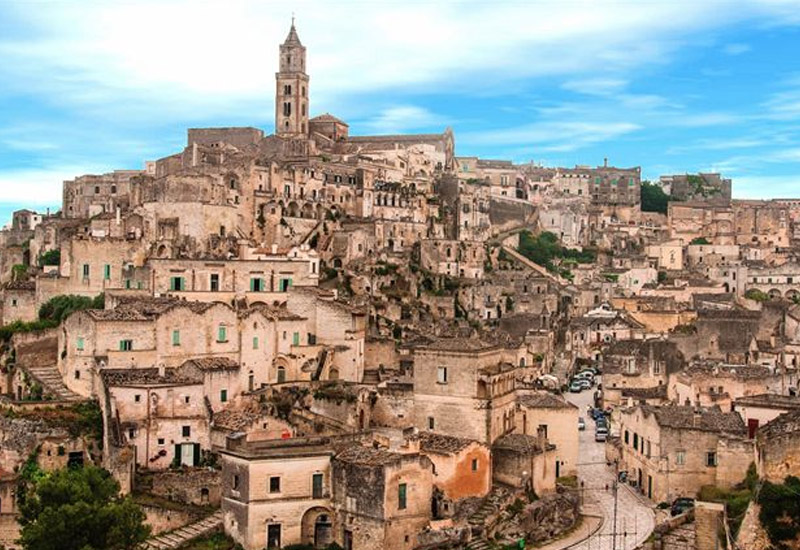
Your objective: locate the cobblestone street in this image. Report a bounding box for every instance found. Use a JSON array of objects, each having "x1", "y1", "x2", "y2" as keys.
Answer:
[{"x1": 567, "y1": 384, "x2": 656, "y2": 550}]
